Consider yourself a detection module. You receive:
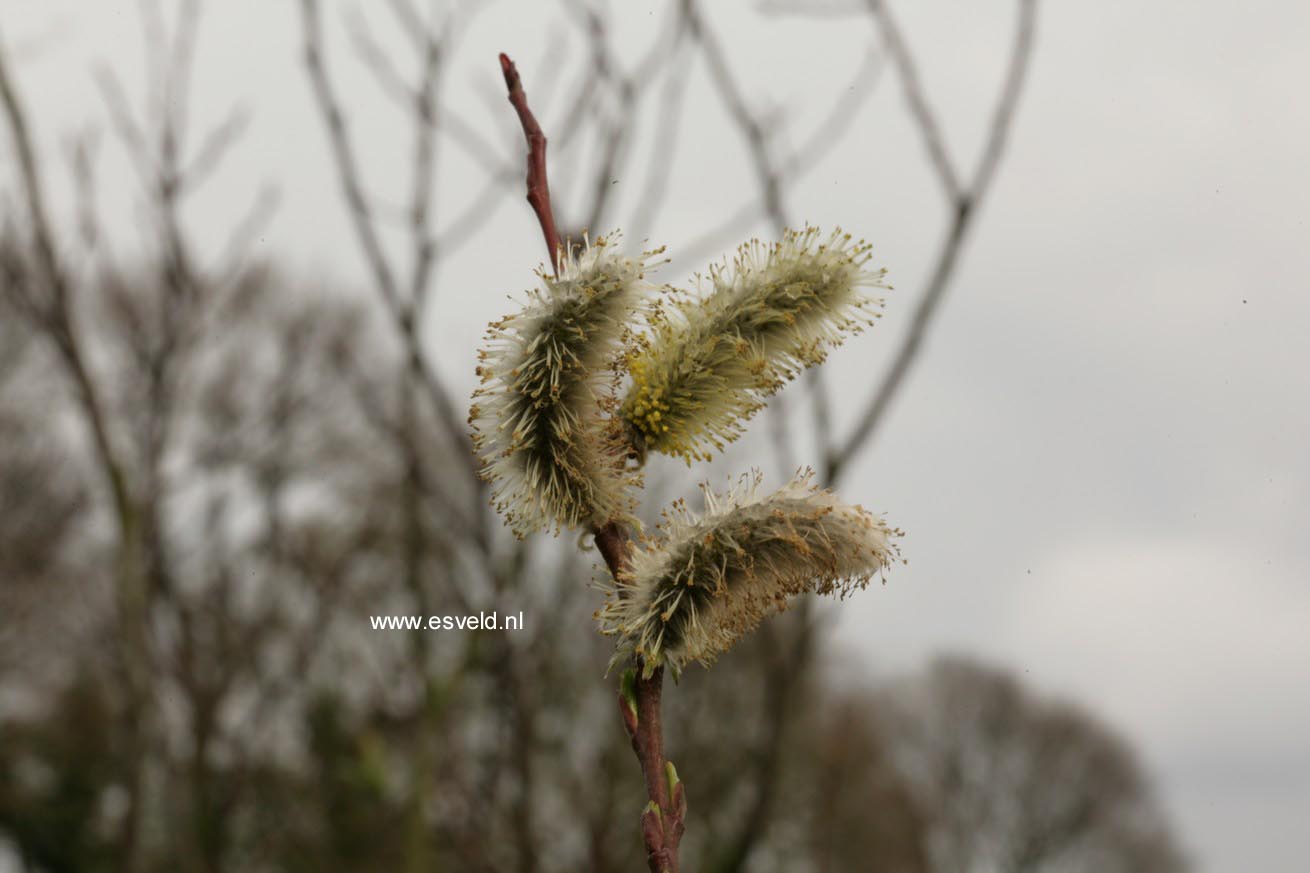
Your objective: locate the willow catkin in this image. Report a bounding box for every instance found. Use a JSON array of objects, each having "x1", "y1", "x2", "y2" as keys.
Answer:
[
  {"x1": 598, "y1": 469, "x2": 900, "y2": 676},
  {"x1": 621, "y1": 227, "x2": 888, "y2": 462},
  {"x1": 470, "y1": 234, "x2": 660, "y2": 535}
]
